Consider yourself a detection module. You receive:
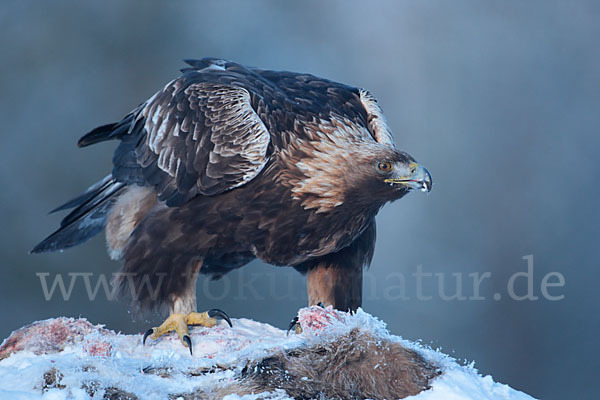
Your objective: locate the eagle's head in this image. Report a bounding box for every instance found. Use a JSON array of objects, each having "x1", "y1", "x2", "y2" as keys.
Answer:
[
  {"x1": 283, "y1": 118, "x2": 431, "y2": 213},
  {"x1": 285, "y1": 140, "x2": 432, "y2": 214},
  {"x1": 351, "y1": 146, "x2": 432, "y2": 205}
]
